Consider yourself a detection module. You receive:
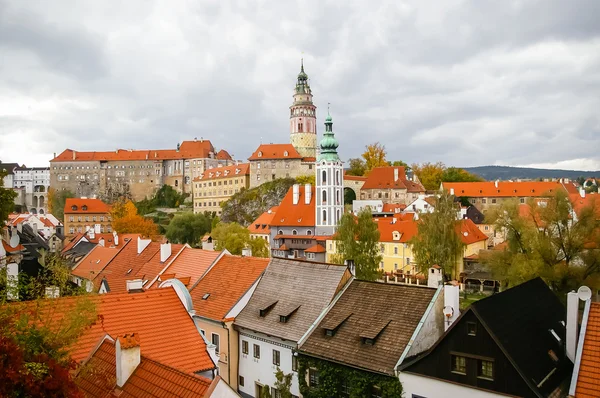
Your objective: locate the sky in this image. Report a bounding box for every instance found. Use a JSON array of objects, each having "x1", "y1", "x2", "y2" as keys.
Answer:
[{"x1": 0, "y1": 0, "x2": 599, "y2": 171}]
